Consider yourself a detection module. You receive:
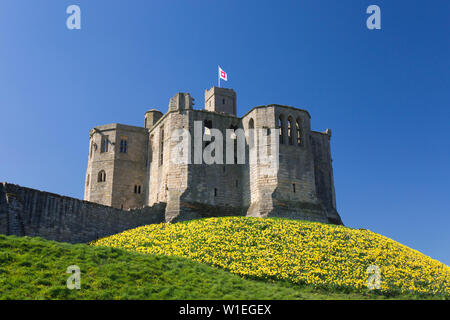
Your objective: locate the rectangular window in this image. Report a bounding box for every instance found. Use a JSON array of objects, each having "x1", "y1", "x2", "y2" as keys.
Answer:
[
  {"x1": 100, "y1": 136, "x2": 109, "y2": 153},
  {"x1": 120, "y1": 138, "x2": 128, "y2": 153},
  {"x1": 293, "y1": 183, "x2": 296, "y2": 193}
]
